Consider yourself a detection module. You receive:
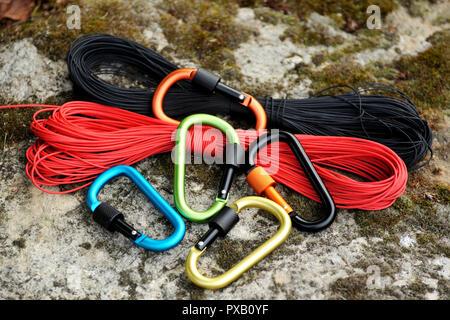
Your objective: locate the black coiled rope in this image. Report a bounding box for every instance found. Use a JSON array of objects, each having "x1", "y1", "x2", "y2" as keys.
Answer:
[{"x1": 67, "y1": 34, "x2": 433, "y2": 170}]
